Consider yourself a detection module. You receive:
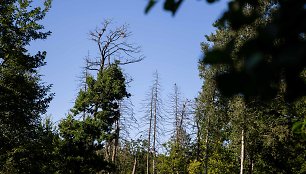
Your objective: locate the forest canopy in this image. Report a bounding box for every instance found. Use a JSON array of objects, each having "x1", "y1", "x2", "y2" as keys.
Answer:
[{"x1": 0, "y1": 0, "x2": 305, "y2": 173}]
